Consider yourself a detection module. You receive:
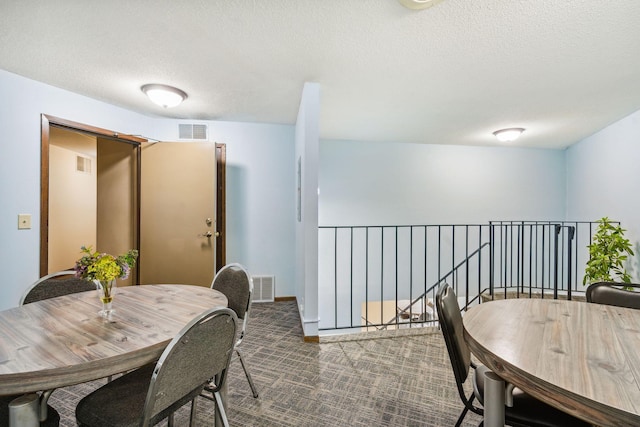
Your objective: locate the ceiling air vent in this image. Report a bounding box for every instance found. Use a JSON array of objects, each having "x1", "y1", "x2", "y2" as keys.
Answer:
[{"x1": 178, "y1": 124, "x2": 208, "y2": 140}]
